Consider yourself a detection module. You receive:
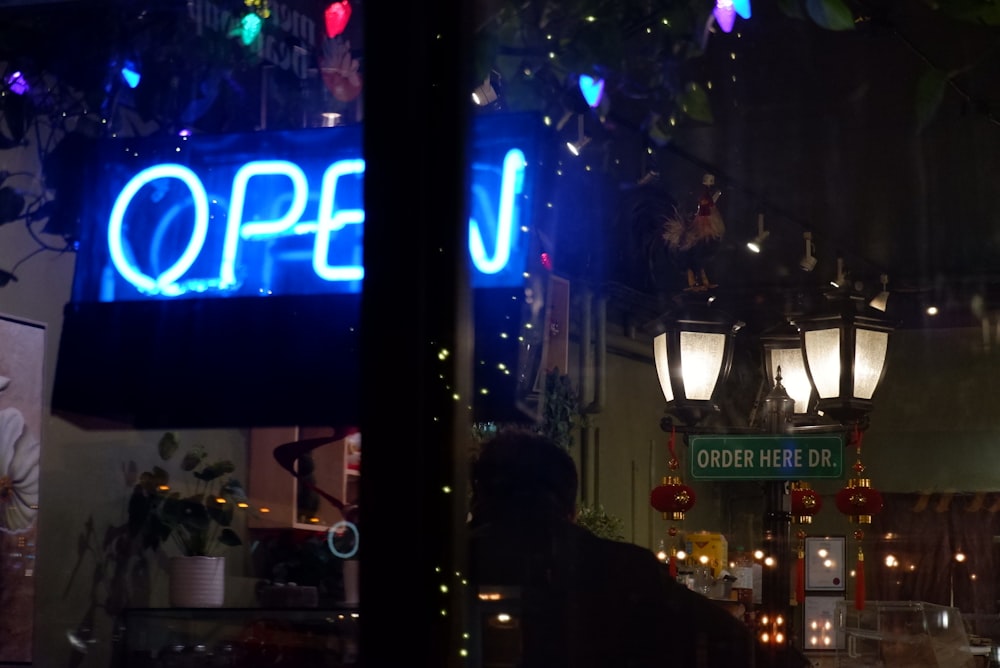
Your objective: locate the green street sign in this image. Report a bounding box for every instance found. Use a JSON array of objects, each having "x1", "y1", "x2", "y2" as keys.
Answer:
[{"x1": 689, "y1": 434, "x2": 844, "y2": 480}]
